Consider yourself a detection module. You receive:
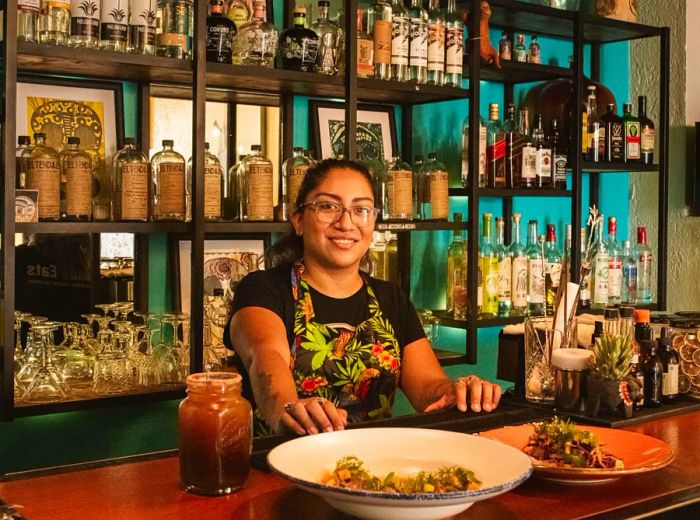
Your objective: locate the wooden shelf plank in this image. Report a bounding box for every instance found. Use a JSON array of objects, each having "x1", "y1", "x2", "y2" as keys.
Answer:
[
  {"x1": 578, "y1": 161, "x2": 659, "y2": 173},
  {"x1": 204, "y1": 222, "x2": 291, "y2": 233},
  {"x1": 477, "y1": 188, "x2": 572, "y2": 198},
  {"x1": 16, "y1": 222, "x2": 192, "y2": 234},
  {"x1": 478, "y1": 60, "x2": 572, "y2": 83}
]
